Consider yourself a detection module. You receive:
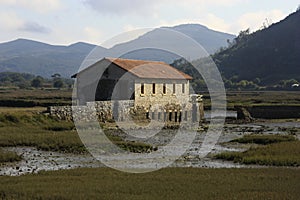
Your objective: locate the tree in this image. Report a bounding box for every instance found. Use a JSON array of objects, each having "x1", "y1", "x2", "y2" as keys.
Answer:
[
  {"x1": 253, "y1": 78, "x2": 261, "y2": 85},
  {"x1": 51, "y1": 73, "x2": 61, "y2": 78},
  {"x1": 53, "y1": 79, "x2": 64, "y2": 88},
  {"x1": 234, "y1": 28, "x2": 251, "y2": 44},
  {"x1": 31, "y1": 76, "x2": 43, "y2": 88}
]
